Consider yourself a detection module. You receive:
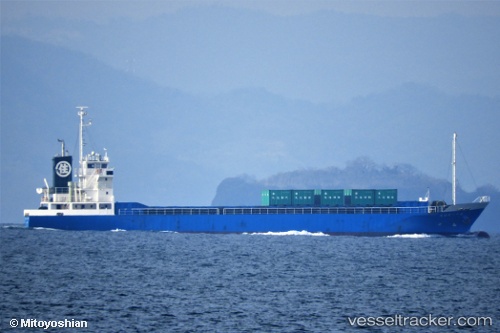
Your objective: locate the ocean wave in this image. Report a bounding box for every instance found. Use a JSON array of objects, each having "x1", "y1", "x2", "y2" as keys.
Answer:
[
  {"x1": 33, "y1": 227, "x2": 59, "y2": 231},
  {"x1": 1, "y1": 224, "x2": 26, "y2": 230},
  {"x1": 247, "y1": 230, "x2": 329, "y2": 237},
  {"x1": 387, "y1": 234, "x2": 433, "y2": 238}
]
